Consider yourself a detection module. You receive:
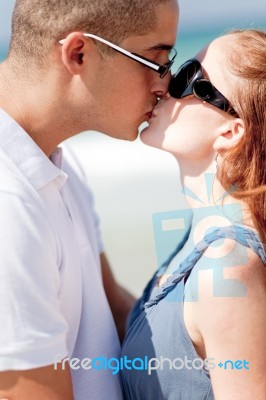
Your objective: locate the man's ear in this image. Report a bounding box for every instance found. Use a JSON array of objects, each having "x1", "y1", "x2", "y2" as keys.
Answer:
[
  {"x1": 60, "y1": 32, "x2": 93, "y2": 75},
  {"x1": 214, "y1": 118, "x2": 245, "y2": 151}
]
